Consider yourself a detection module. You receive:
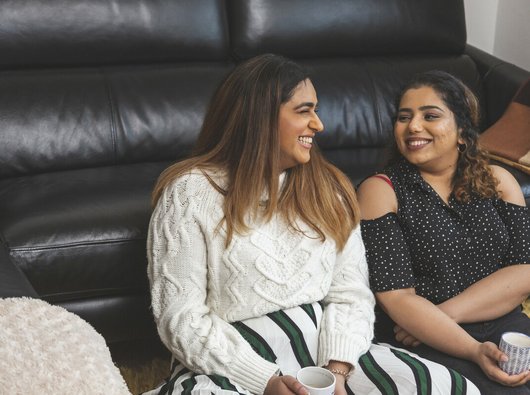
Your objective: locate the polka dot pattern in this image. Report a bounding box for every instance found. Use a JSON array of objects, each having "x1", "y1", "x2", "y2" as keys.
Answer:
[{"x1": 361, "y1": 160, "x2": 530, "y2": 304}]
